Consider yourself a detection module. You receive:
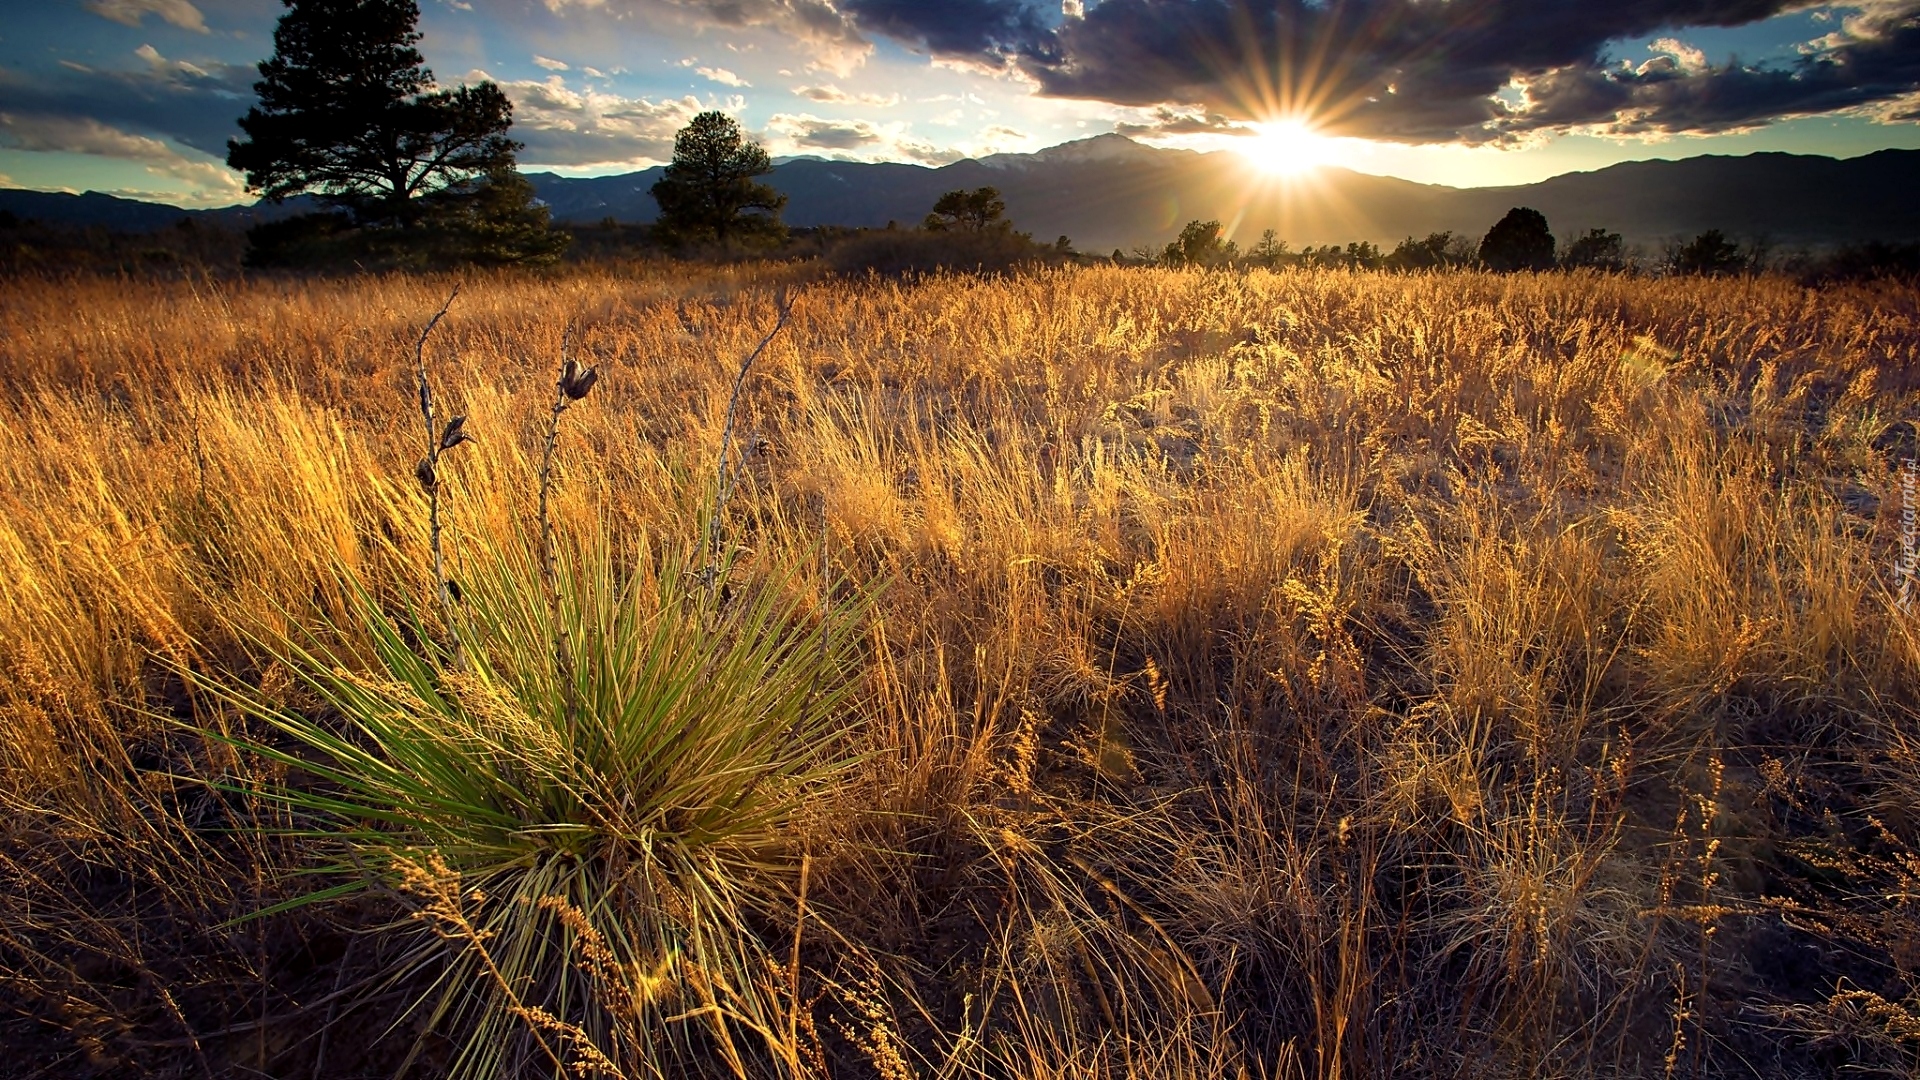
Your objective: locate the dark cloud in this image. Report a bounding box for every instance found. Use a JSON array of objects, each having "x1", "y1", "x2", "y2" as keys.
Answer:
[
  {"x1": 838, "y1": 0, "x2": 1920, "y2": 143},
  {"x1": 1520, "y1": 9, "x2": 1920, "y2": 135},
  {"x1": 839, "y1": 0, "x2": 1053, "y2": 59},
  {"x1": 0, "y1": 48, "x2": 254, "y2": 158}
]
